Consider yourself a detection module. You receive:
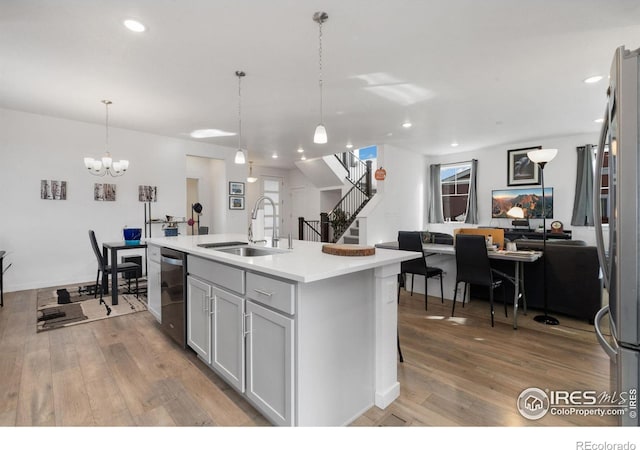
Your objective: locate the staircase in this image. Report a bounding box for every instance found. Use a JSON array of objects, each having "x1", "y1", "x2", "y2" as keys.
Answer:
[
  {"x1": 342, "y1": 220, "x2": 360, "y2": 244},
  {"x1": 296, "y1": 150, "x2": 375, "y2": 244},
  {"x1": 326, "y1": 152, "x2": 374, "y2": 243}
]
